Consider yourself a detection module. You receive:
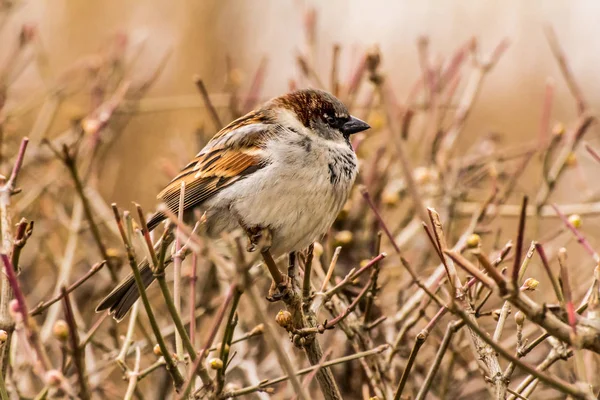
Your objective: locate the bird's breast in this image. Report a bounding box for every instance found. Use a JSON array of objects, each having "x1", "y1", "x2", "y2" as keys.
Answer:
[{"x1": 209, "y1": 136, "x2": 358, "y2": 254}]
